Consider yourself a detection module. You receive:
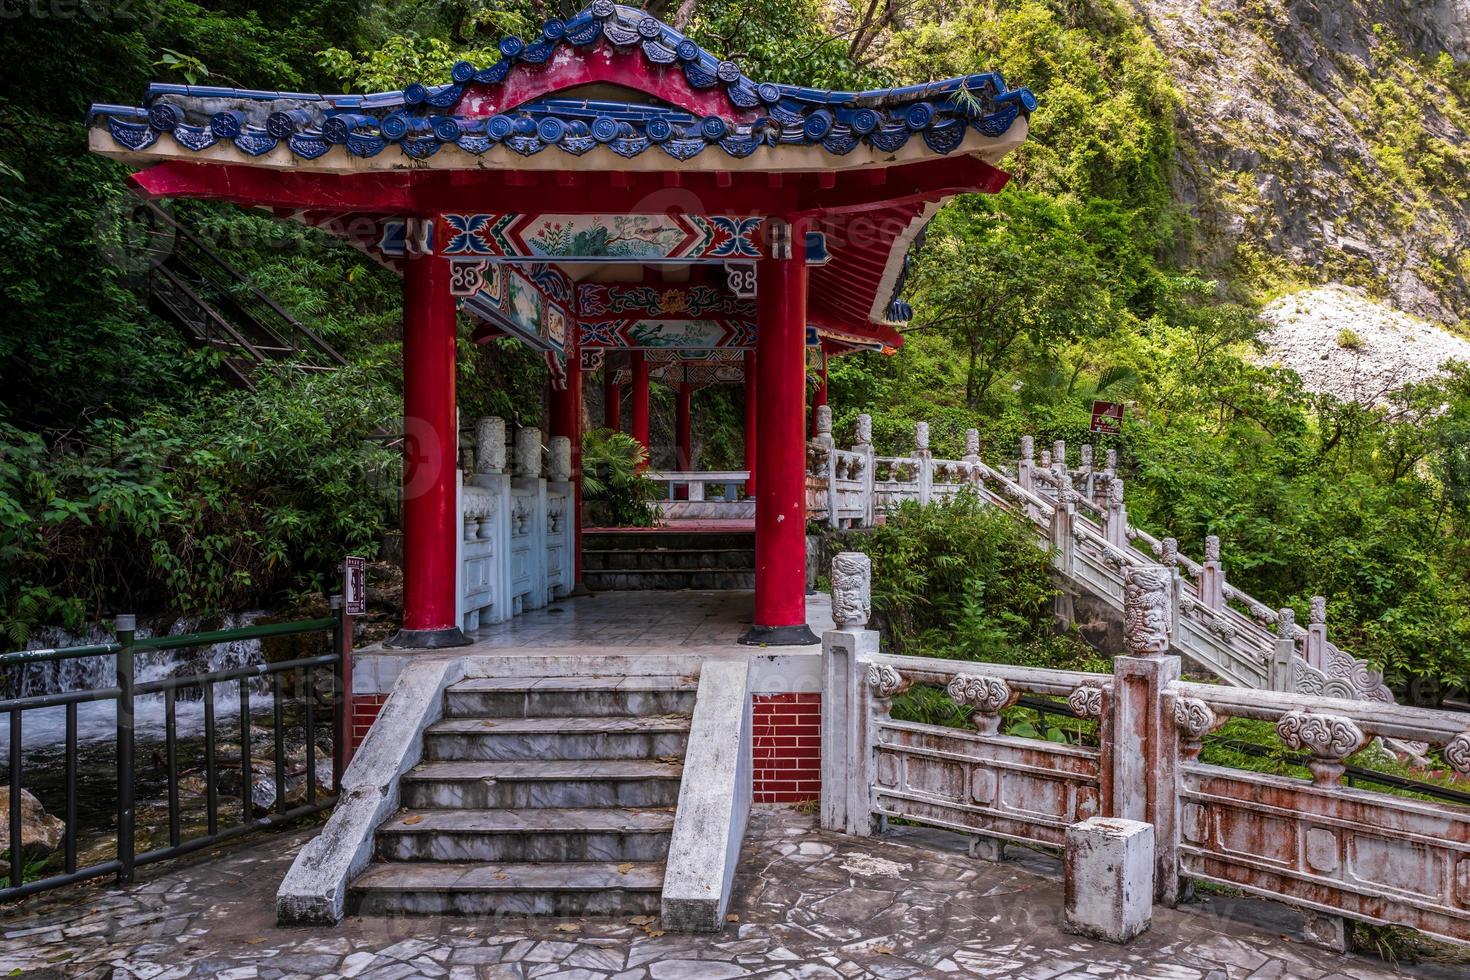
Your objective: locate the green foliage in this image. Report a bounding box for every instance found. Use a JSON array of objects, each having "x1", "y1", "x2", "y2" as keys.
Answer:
[
  {"x1": 907, "y1": 191, "x2": 1126, "y2": 408},
  {"x1": 581, "y1": 429, "x2": 658, "y2": 528},
  {"x1": 833, "y1": 493, "x2": 1102, "y2": 670},
  {"x1": 0, "y1": 372, "x2": 399, "y2": 644}
]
